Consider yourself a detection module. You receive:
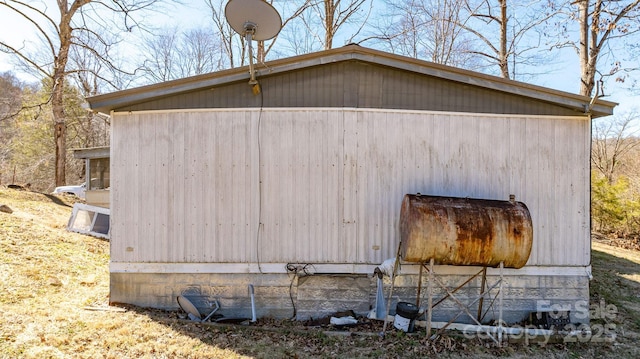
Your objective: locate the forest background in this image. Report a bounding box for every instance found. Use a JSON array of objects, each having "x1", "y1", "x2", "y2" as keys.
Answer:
[{"x1": 1, "y1": 0, "x2": 639, "y2": 239}]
